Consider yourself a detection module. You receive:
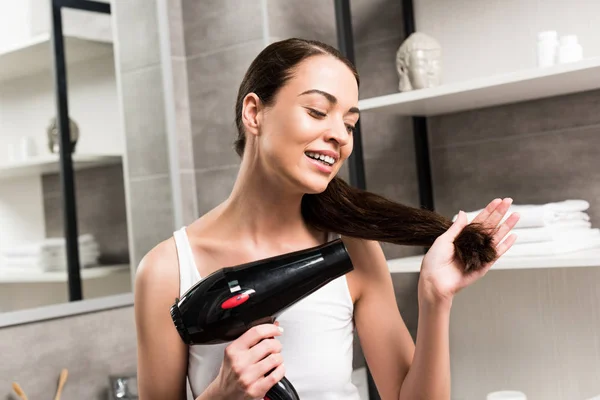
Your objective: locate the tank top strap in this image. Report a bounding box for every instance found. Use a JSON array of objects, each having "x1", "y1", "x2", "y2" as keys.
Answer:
[{"x1": 173, "y1": 226, "x2": 201, "y2": 297}]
